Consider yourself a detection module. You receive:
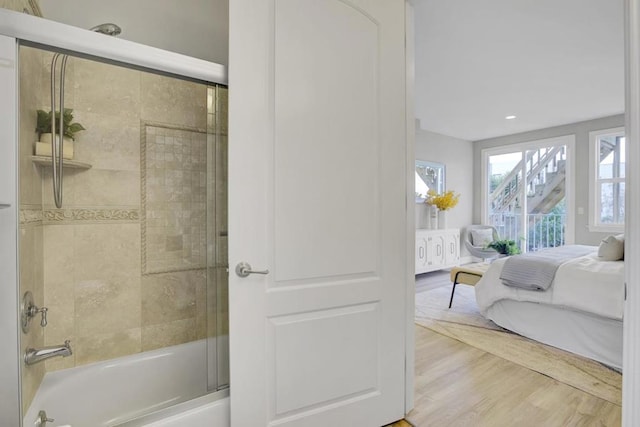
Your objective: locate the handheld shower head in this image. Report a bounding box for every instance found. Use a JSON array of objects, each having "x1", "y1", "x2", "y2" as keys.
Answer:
[{"x1": 90, "y1": 23, "x2": 122, "y2": 37}]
